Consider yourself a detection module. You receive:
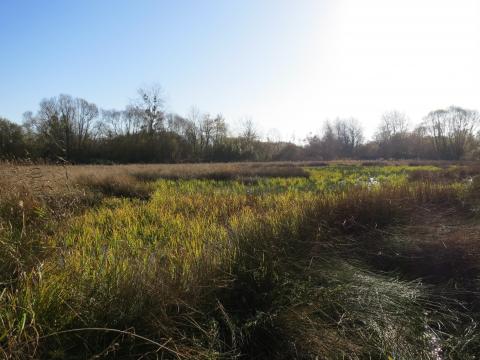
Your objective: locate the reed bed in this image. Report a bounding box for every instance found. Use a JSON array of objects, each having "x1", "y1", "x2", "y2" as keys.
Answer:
[{"x1": 0, "y1": 161, "x2": 479, "y2": 358}]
